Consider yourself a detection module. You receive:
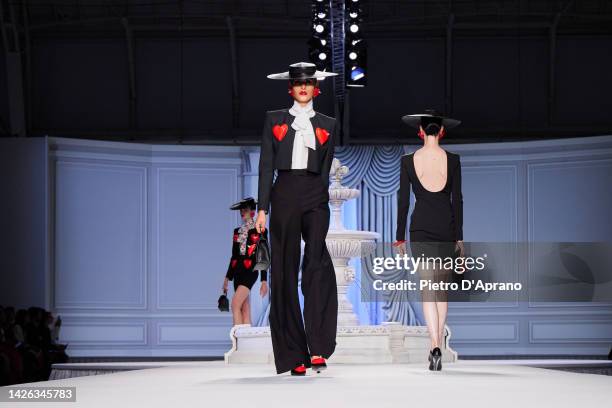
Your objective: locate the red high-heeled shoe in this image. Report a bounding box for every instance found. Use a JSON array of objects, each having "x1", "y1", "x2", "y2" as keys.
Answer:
[
  {"x1": 290, "y1": 364, "x2": 307, "y2": 376},
  {"x1": 311, "y1": 357, "x2": 327, "y2": 373}
]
